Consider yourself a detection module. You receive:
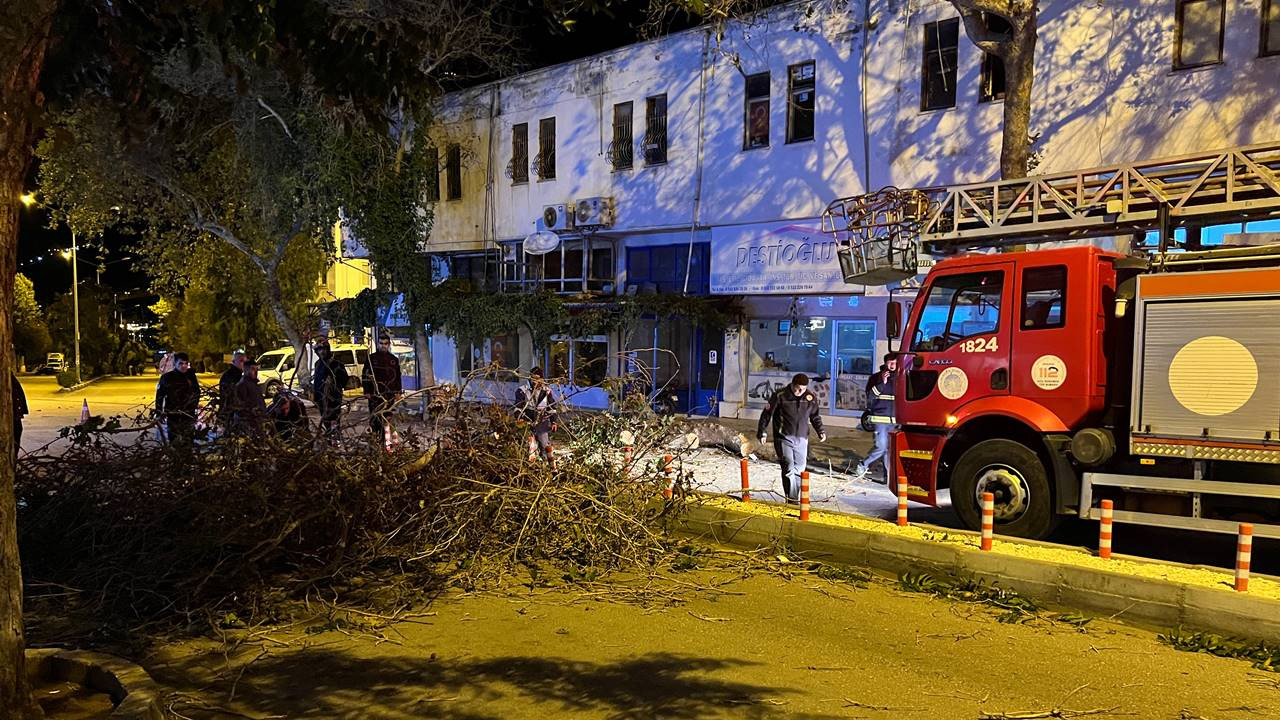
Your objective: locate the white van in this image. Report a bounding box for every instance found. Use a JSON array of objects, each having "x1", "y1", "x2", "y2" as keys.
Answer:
[{"x1": 256, "y1": 343, "x2": 369, "y2": 393}]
